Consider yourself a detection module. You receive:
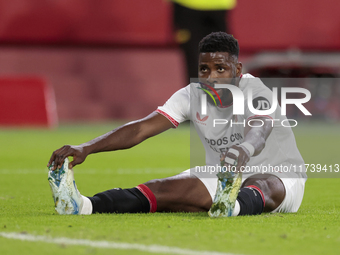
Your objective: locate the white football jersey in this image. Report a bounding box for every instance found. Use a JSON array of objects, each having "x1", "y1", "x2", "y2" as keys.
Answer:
[{"x1": 157, "y1": 74, "x2": 306, "y2": 178}]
